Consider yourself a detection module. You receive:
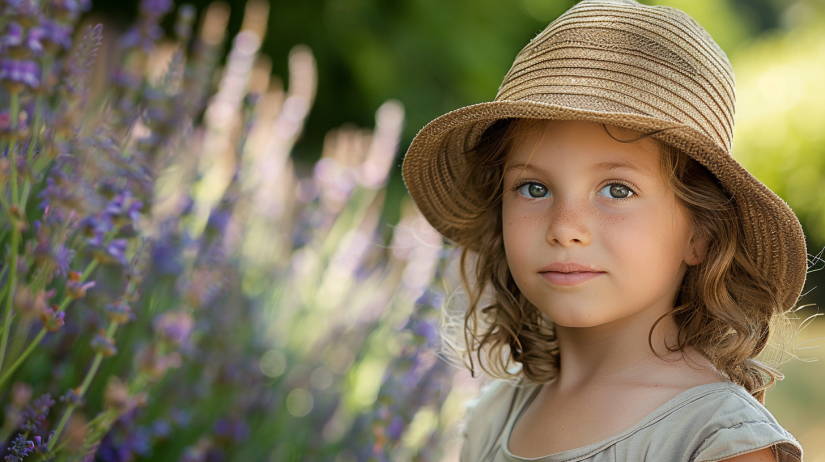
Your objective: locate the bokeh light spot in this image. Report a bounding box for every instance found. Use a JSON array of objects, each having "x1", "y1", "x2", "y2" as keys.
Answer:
[
  {"x1": 286, "y1": 388, "x2": 314, "y2": 417},
  {"x1": 310, "y1": 366, "x2": 334, "y2": 391},
  {"x1": 259, "y1": 349, "x2": 286, "y2": 377}
]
